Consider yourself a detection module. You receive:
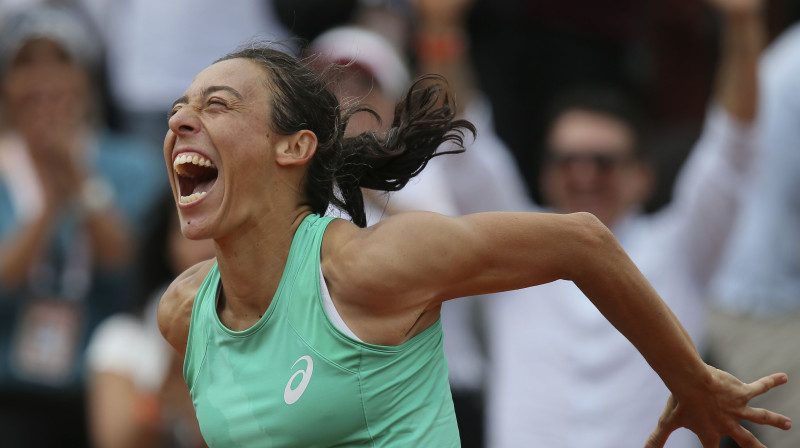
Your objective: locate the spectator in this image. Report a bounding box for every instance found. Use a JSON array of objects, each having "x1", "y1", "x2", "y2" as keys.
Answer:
[
  {"x1": 482, "y1": 0, "x2": 766, "y2": 446},
  {"x1": 86, "y1": 193, "x2": 214, "y2": 448},
  {"x1": 0, "y1": 5, "x2": 164, "y2": 446},
  {"x1": 464, "y1": 0, "x2": 652, "y2": 204},
  {"x1": 707, "y1": 20, "x2": 800, "y2": 448},
  {"x1": 307, "y1": 25, "x2": 463, "y2": 223}
]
